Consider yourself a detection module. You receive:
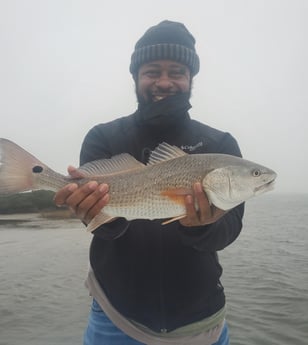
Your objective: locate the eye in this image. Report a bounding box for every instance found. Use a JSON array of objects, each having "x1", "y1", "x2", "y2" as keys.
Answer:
[
  {"x1": 169, "y1": 71, "x2": 182, "y2": 78},
  {"x1": 32, "y1": 165, "x2": 43, "y2": 173},
  {"x1": 252, "y1": 169, "x2": 261, "y2": 177},
  {"x1": 144, "y1": 70, "x2": 160, "y2": 78}
]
